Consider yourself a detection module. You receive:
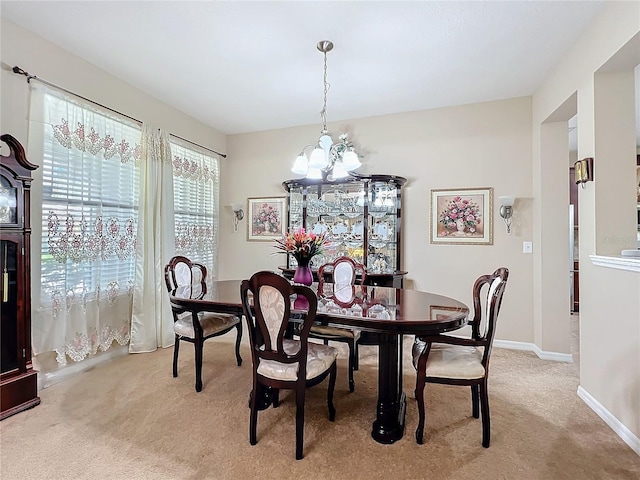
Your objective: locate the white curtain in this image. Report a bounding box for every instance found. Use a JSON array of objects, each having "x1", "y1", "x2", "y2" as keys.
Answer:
[
  {"x1": 129, "y1": 125, "x2": 175, "y2": 352},
  {"x1": 28, "y1": 83, "x2": 140, "y2": 364}
]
